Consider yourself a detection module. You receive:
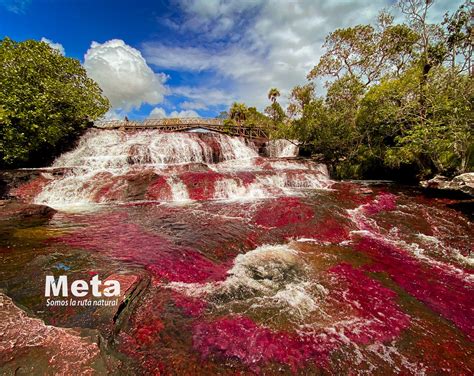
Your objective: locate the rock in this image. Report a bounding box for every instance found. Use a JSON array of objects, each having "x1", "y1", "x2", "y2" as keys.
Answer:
[
  {"x1": 0, "y1": 201, "x2": 56, "y2": 223},
  {"x1": 0, "y1": 168, "x2": 70, "y2": 200},
  {"x1": 0, "y1": 292, "x2": 104, "y2": 374},
  {"x1": 420, "y1": 173, "x2": 474, "y2": 197},
  {"x1": 93, "y1": 271, "x2": 150, "y2": 337}
]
